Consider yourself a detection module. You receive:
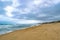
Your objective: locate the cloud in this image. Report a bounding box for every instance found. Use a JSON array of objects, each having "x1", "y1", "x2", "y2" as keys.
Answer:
[
  {"x1": 37, "y1": 14, "x2": 47, "y2": 17},
  {"x1": 53, "y1": 15, "x2": 60, "y2": 18},
  {"x1": 3, "y1": 0, "x2": 21, "y2": 17},
  {"x1": 14, "y1": 20, "x2": 43, "y2": 24},
  {"x1": 0, "y1": 15, "x2": 43, "y2": 24},
  {"x1": 0, "y1": 15, "x2": 8, "y2": 21},
  {"x1": 4, "y1": 6, "x2": 14, "y2": 17},
  {"x1": 0, "y1": 0, "x2": 11, "y2": 2},
  {"x1": 16, "y1": 0, "x2": 60, "y2": 15},
  {"x1": 11, "y1": 0, "x2": 21, "y2": 7},
  {"x1": 3, "y1": 0, "x2": 60, "y2": 16},
  {"x1": 52, "y1": 0, "x2": 60, "y2": 4},
  {"x1": 1, "y1": 0, "x2": 60, "y2": 24}
]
